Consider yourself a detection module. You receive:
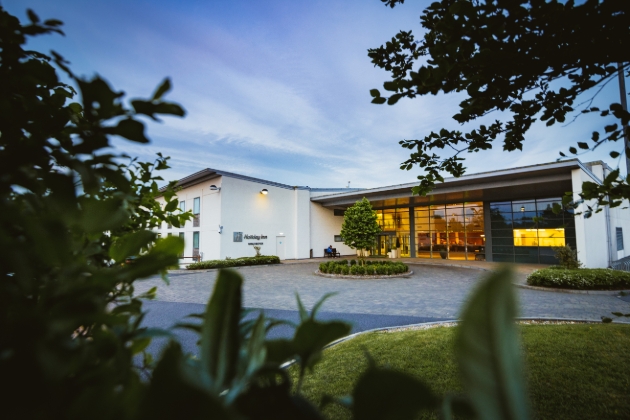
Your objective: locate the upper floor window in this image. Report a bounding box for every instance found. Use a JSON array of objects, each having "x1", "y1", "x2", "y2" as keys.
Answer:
[
  {"x1": 617, "y1": 227, "x2": 624, "y2": 251},
  {"x1": 193, "y1": 197, "x2": 201, "y2": 227},
  {"x1": 180, "y1": 200, "x2": 186, "y2": 212}
]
